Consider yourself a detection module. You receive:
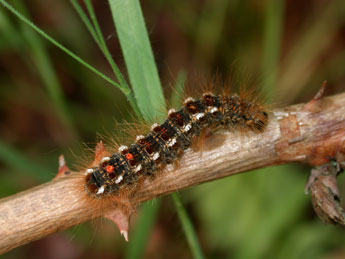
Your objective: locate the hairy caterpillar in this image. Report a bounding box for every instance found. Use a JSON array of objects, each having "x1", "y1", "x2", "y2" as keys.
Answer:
[{"x1": 84, "y1": 92, "x2": 268, "y2": 198}]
